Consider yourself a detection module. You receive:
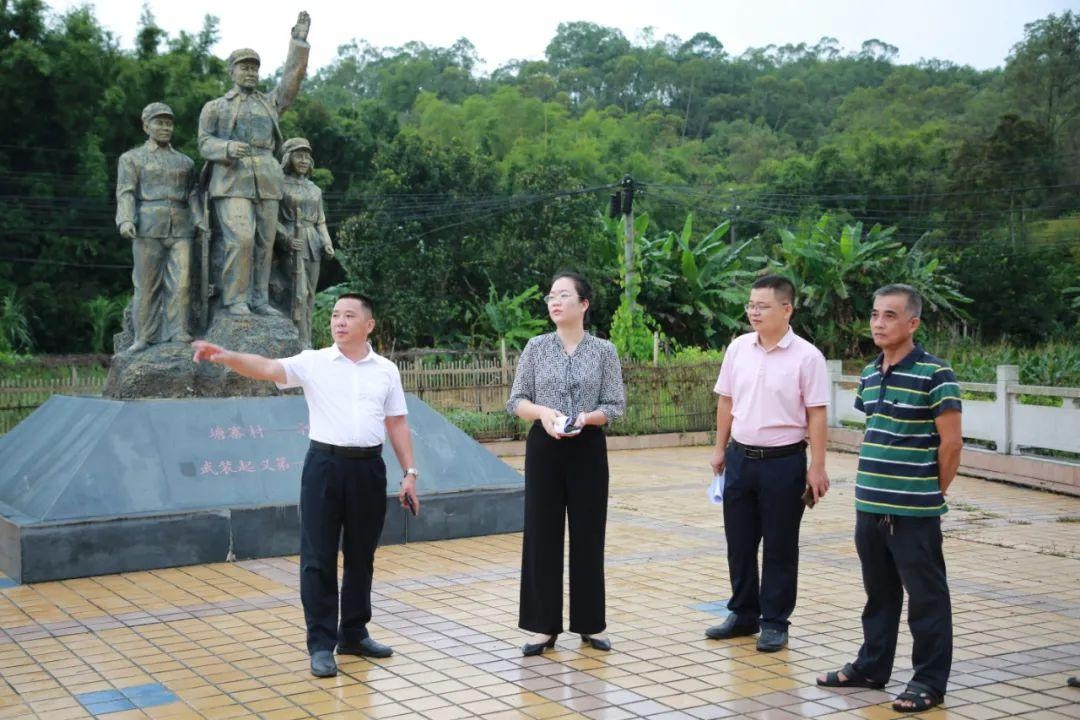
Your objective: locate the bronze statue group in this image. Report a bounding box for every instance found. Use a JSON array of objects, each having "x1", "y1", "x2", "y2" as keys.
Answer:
[{"x1": 116, "y1": 12, "x2": 330, "y2": 353}]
